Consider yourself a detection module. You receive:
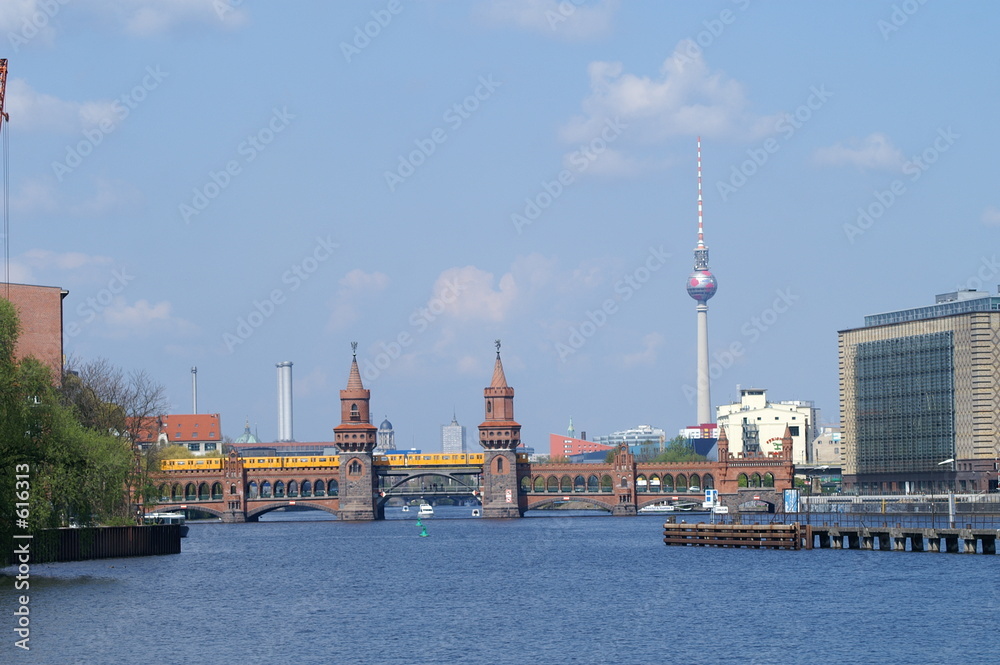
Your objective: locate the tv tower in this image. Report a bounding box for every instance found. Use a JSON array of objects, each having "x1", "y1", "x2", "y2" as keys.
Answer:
[{"x1": 685, "y1": 137, "x2": 718, "y2": 425}]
